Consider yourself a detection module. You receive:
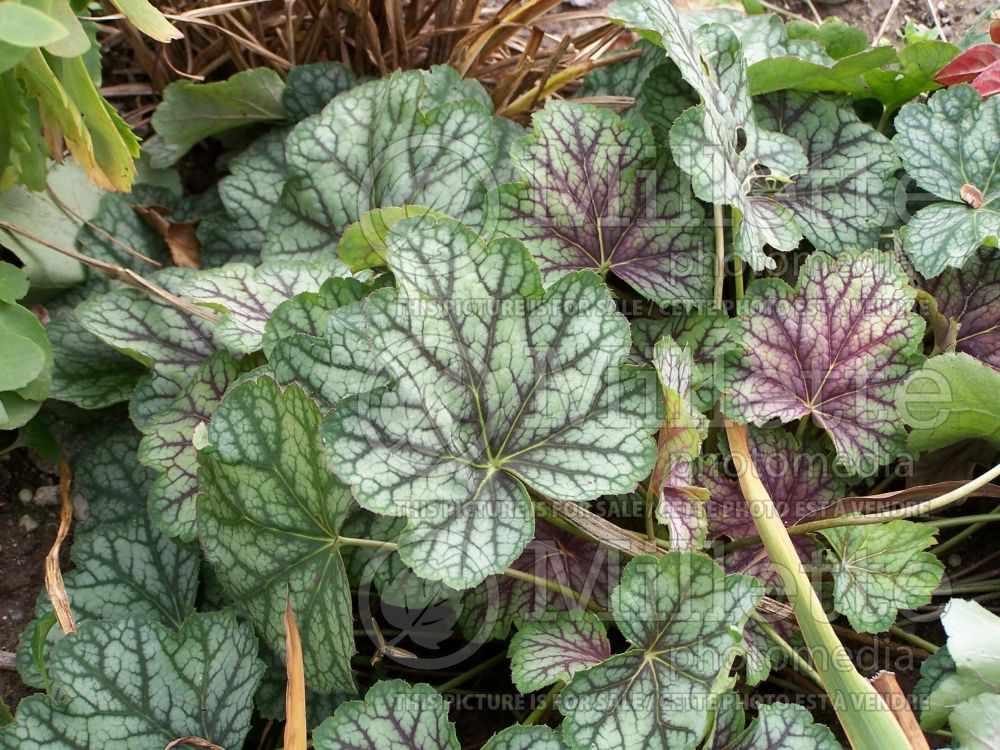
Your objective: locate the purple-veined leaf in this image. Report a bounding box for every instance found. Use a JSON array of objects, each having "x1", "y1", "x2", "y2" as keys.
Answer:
[
  {"x1": 923, "y1": 246, "x2": 1000, "y2": 370},
  {"x1": 313, "y1": 680, "x2": 458, "y2": 750},
  {"x1": 459, "y1": 519, "x2": 619, "y2": 641},
  {"x1": 508, "y1": 610, "x2": 611, "y2": 693},
  {"x1": 701, "y1": 428, "x2": 843, "y2": 587},
  {"x1": 723, "y1": 250, "x2": 925, "y2": 476},
  {"x1": 494, "y1": 101, "x2": 713, "y2": 306}
]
